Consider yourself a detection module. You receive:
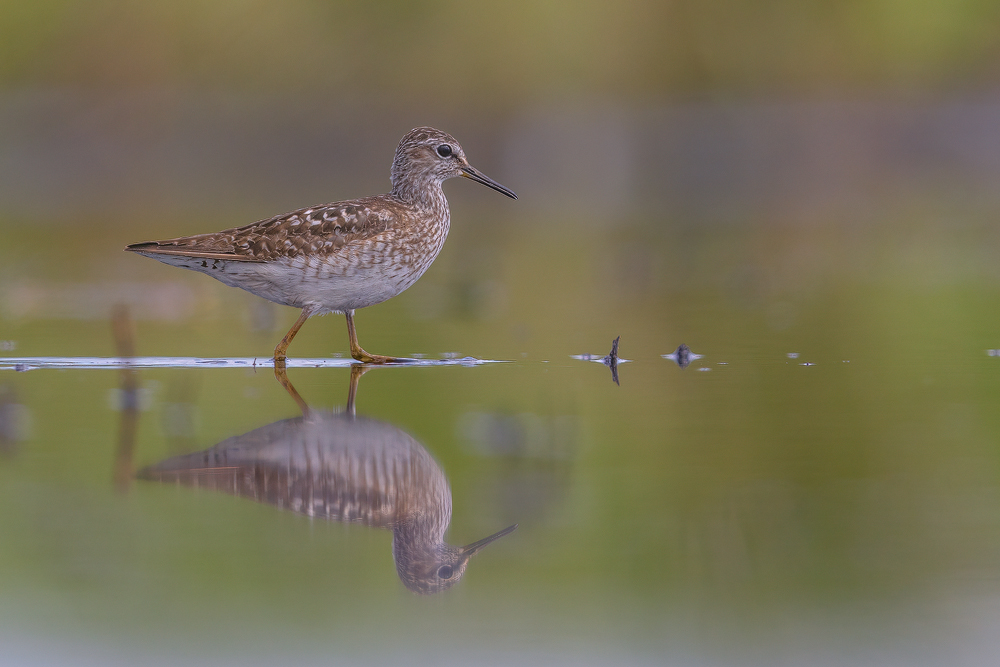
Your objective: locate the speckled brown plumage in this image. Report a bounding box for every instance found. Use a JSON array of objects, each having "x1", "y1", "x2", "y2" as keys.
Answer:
[
  {"x1": 126, "y1": 127, "x2": 516, "y2": 363},
  {"x1": 126, "y1": 196, "x2": 396, "y2": 263},
  {"x1": 138, "y1": 404, "x2": 517, "y2": 594}
]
